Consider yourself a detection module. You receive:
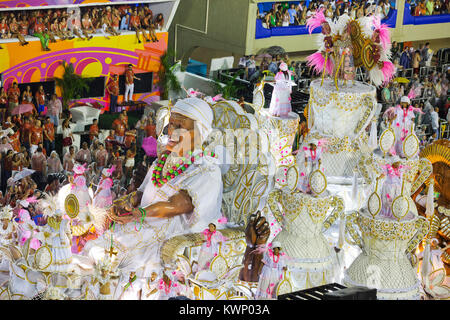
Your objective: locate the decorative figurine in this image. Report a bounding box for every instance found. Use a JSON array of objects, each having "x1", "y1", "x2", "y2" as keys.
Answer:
[
  {"x1": 255, "y1": 241, "x2": 287, "y2": 299},
  {"x1": 268, "y1": 62, "x2": 295, "y2": 118}
]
